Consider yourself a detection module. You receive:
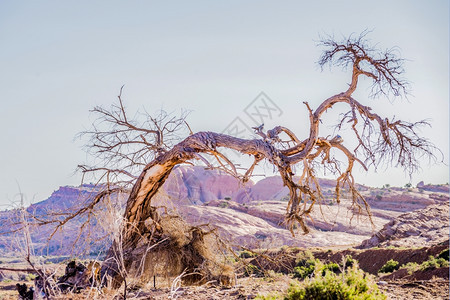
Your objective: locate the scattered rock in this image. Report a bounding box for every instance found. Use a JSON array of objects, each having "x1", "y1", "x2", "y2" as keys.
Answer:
[{"x1": 359, "y1": 204, "x2": 449, "y2": 249}]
